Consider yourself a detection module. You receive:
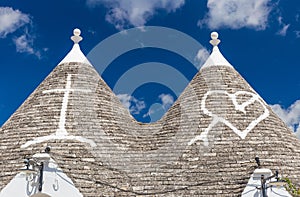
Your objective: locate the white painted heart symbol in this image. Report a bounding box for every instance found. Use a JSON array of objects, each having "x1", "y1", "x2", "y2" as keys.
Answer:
[{"x1": 189, "y1": 90, "x2": 269, "y2": 146}]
